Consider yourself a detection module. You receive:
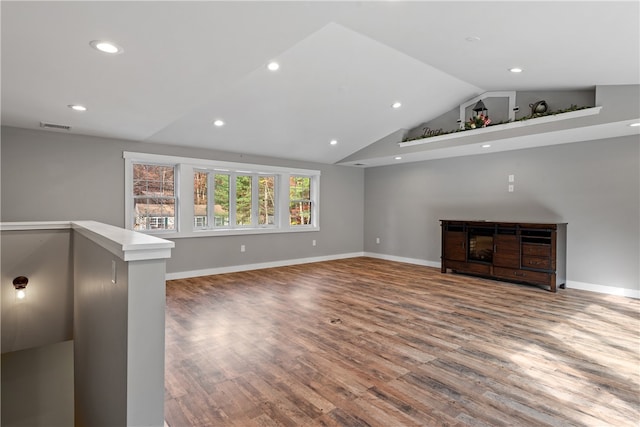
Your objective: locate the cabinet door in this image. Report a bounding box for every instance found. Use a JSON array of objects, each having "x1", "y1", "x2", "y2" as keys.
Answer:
[
  {"x1": 493, "y1": 234, "x2": 520, "y2": 268},
  {"x1": 443, "y1": 231, "x2": 466, "y2": 261}
]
